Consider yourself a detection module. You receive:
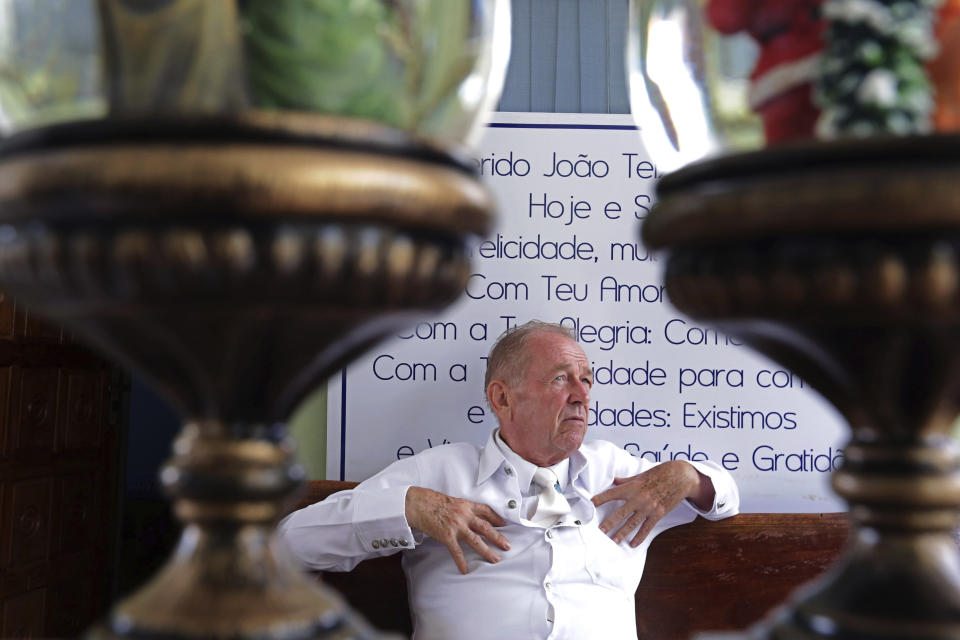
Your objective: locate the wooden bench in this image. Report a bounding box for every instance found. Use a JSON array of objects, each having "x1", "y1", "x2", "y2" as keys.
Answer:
[{"x1": 292, "y1": 480, "x2": 850, "y2": 639}]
